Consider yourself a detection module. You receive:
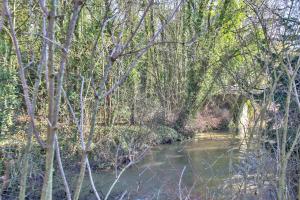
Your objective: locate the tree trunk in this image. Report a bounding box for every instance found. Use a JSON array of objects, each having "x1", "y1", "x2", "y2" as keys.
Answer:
[
  {"x1": 40, "y1": 0, "x2": 56, "y2": 198},
  {"x1": 278, "y1": 77, "x2": 293, "y2": 200}
]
